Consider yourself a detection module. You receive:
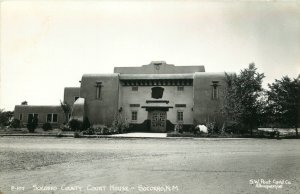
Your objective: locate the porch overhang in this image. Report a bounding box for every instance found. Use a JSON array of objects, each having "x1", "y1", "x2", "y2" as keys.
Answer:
[{"x1": 141, "y1": 104, "x2": 173, "y2": 111}]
